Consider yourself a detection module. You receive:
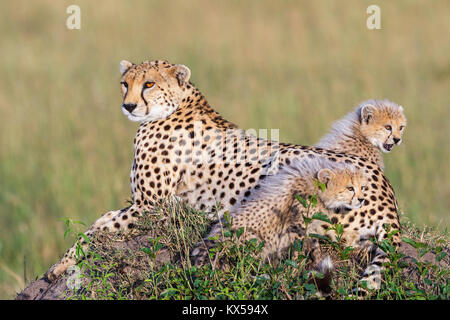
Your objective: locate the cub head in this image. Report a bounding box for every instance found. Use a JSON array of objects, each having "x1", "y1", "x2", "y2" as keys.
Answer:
[
  {"x1": 358, "y1": 99, "x2": 407, "y2": 153},
  {"x1": 317, "y1": 166, "x2": 368, "y2": 211},
  {"x1": 119, "y1": 60, "x2": 191, "y2": 122}
]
